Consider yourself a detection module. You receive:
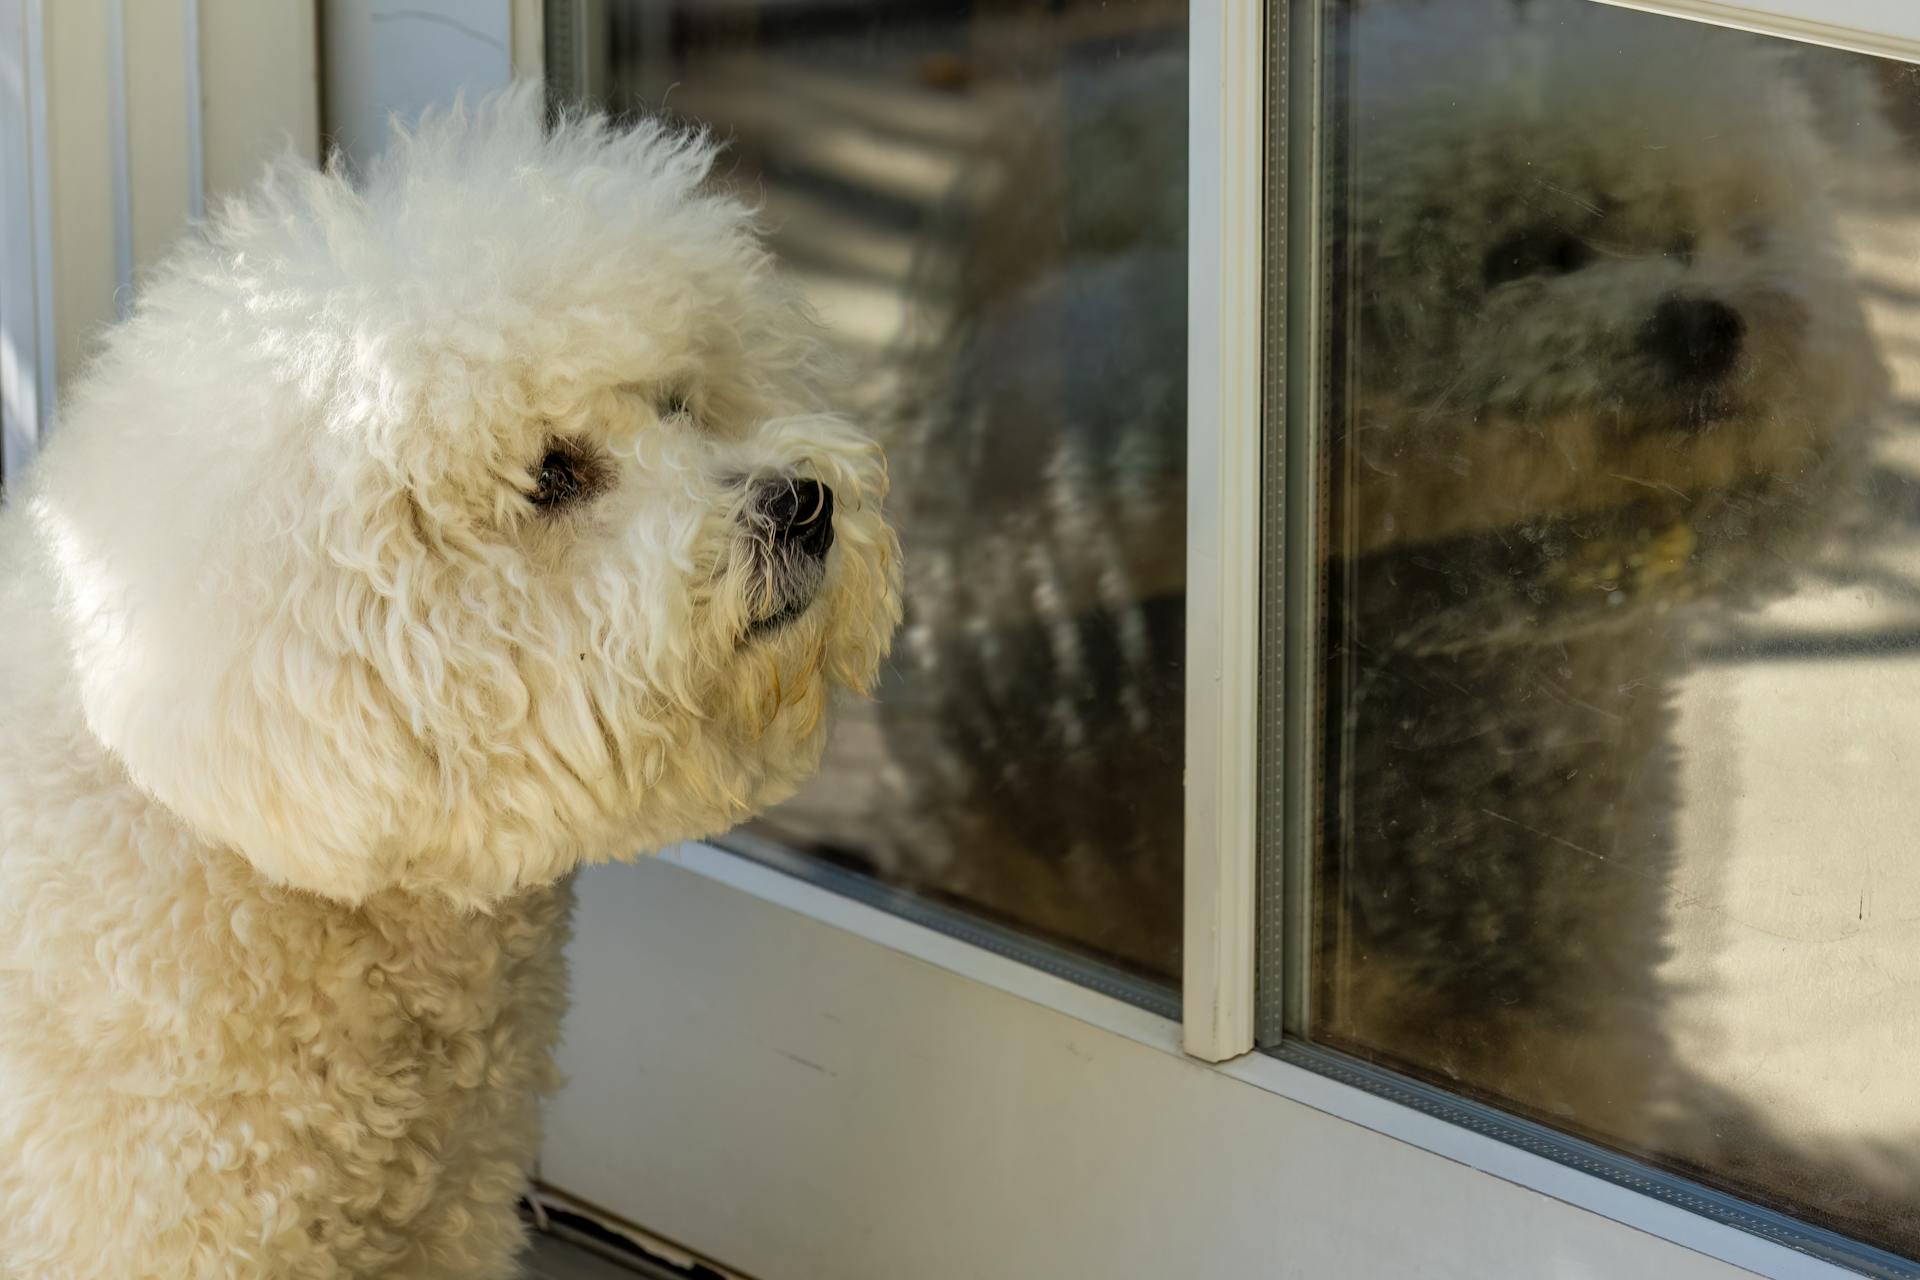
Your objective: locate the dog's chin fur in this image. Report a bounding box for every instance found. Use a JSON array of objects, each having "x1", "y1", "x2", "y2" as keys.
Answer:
[{"x1": 0, "y1": 86, "x2": 899, "y2": 1276}]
